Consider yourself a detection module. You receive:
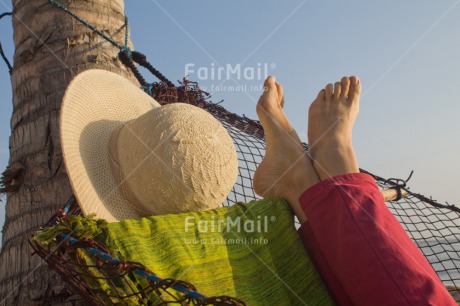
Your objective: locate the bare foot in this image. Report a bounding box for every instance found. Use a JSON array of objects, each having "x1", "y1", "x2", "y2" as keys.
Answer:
[
  {"x1": 254, "y1": 76, "x2": 320, "y2": 223},
  {"x1": 308, "y1": 76, "x2": 361, "y2": 181}
]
